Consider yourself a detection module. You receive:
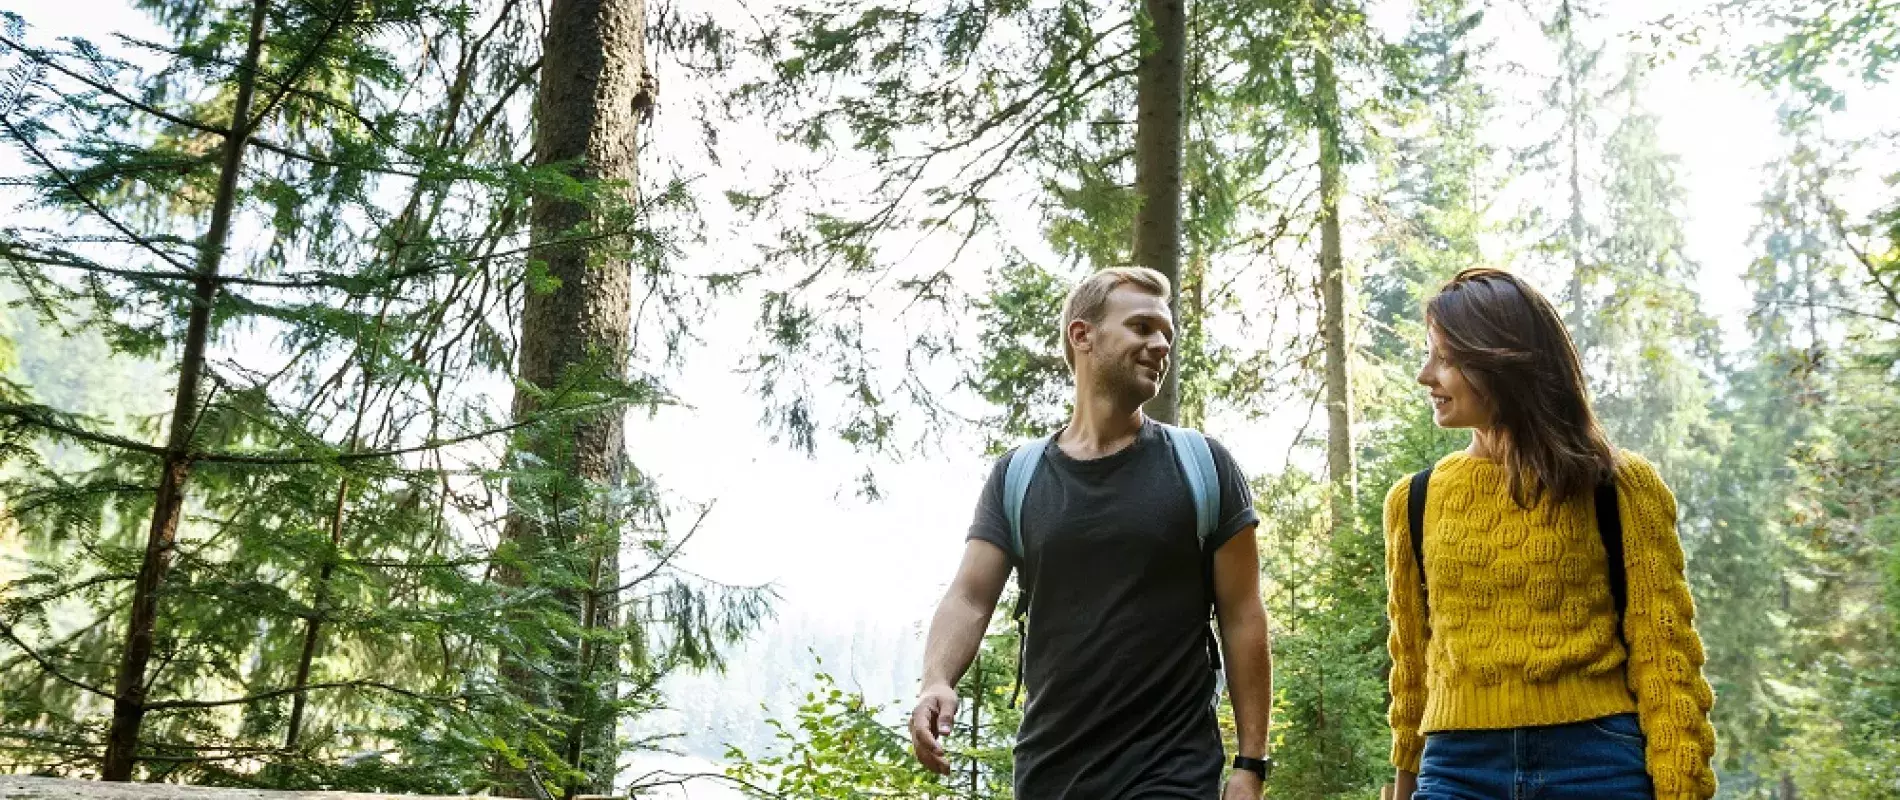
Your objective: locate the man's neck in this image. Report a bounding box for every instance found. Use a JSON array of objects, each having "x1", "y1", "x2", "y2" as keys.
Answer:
[{"x1": 1060, "y1": 385, "x2": 1145, "y2": 460}]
